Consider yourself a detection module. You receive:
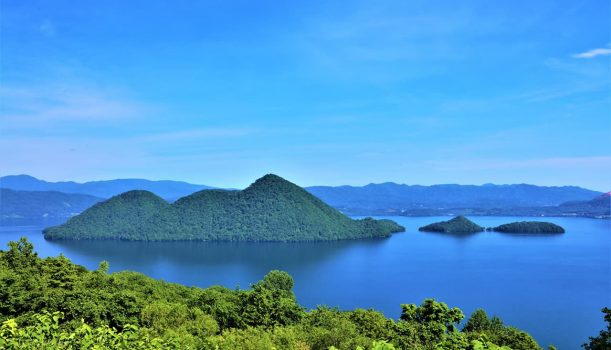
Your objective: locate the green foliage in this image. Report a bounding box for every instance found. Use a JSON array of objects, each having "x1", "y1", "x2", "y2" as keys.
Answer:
[
  {"x1": 393, "y1": 299, "x2": 465, "y2": 349},
  {"x1": 463, "y1": 309, "x2": 543, "y2": 350},
  {"x1": 0, "y1": 311, "x2": 177, "y2": 349},
  {"x1": 582, "y1": 307, "x2": 611, "y2": 350},
  {"x1": 0, "y1": 238, "x2": 544, "y2": 350},
  {"x1": 44, "y1": 174, "x2": 405, "y2": 242},
  {"x1": 418, "y1": 216, "x2": 485, "y2": 233},
  {"x1": 256, "y1": 269, "x2": 295, "y2": 294},
  {"x1": 463, "y1": 309, "x2": 500, "y2": 333},
  {"x1": 491, "y1": 221, "x2": 565, "y2": 234}
]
